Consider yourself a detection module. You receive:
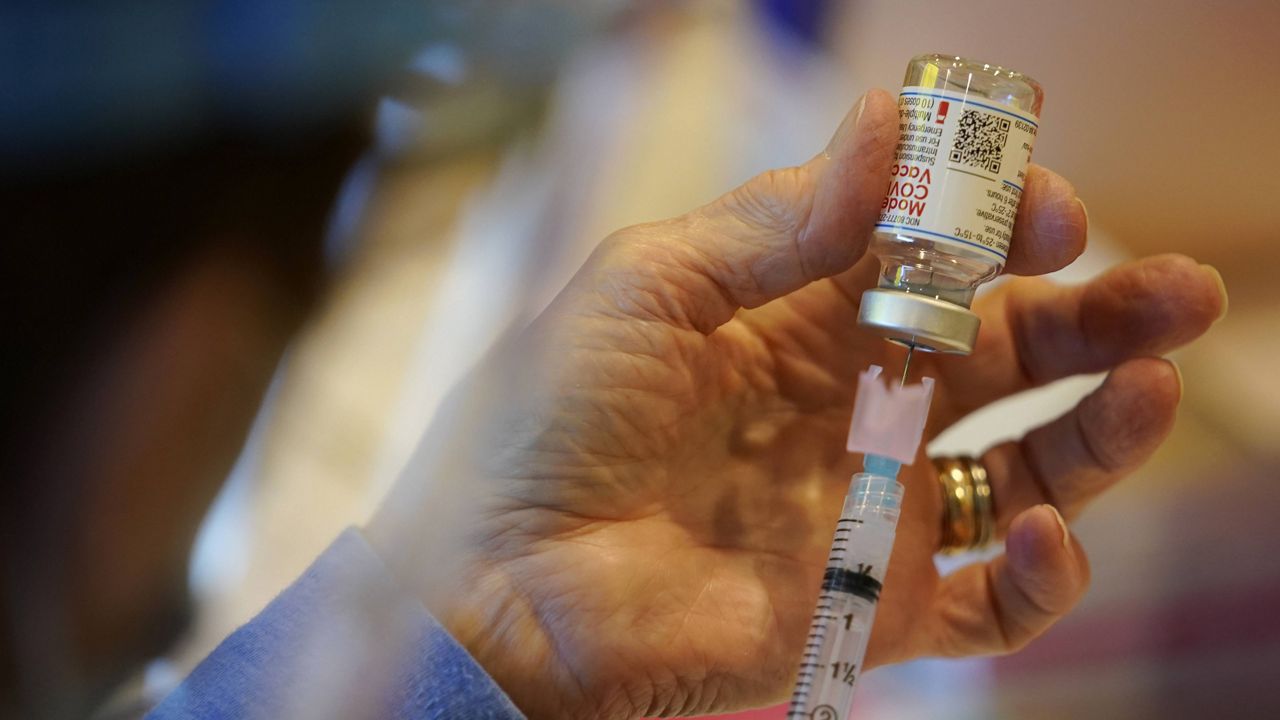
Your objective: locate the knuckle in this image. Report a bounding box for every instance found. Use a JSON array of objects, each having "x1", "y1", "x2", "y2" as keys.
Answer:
[{"x1": 721, "y1": 167, "x2": 809, "y2": 235}]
